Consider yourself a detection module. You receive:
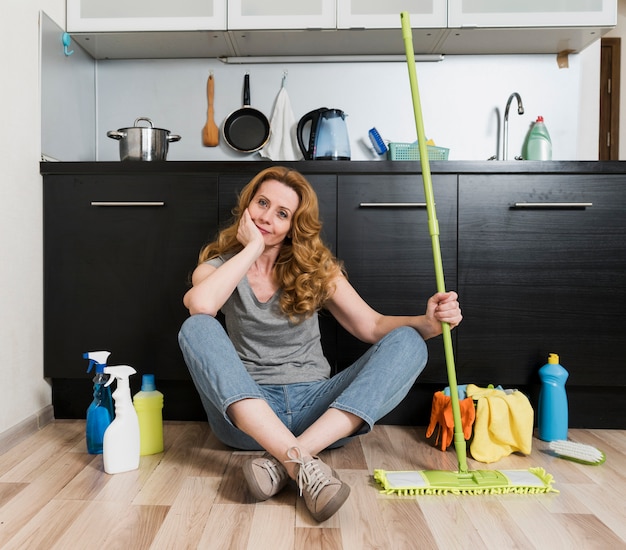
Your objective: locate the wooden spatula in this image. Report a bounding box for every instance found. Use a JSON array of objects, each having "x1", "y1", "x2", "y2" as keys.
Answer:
[{"x1": 202, "y1": 73, "x2": 219, "y2": 147}]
